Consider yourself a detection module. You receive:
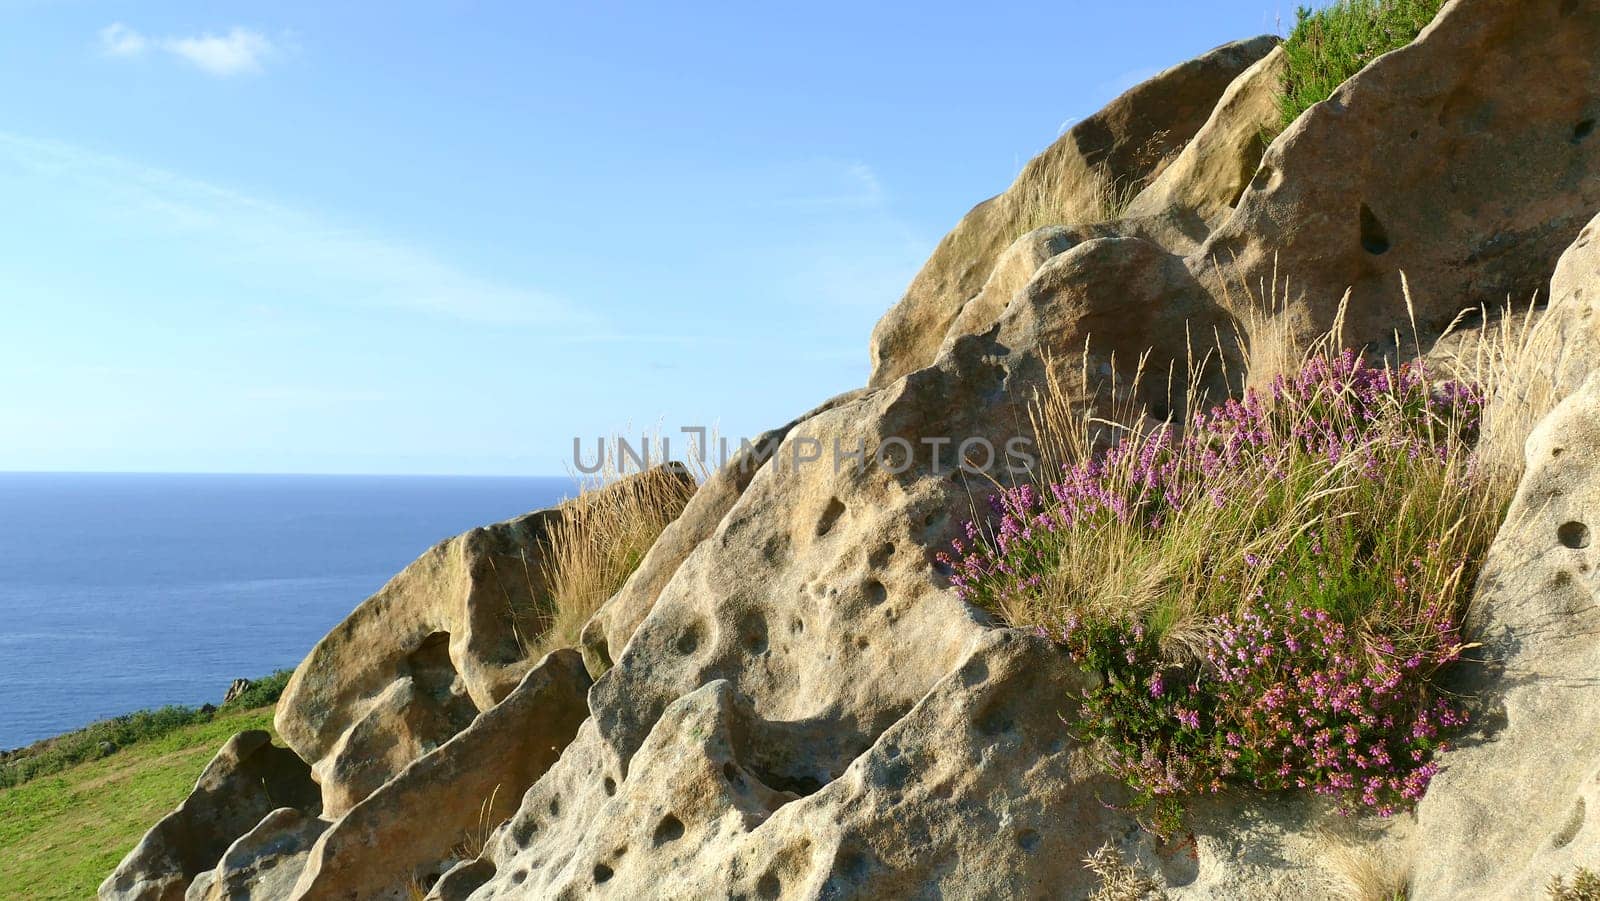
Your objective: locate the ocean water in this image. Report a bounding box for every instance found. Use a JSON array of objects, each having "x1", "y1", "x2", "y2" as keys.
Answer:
[{"x1": 0, "y1": 473, "x2": 571, "y2": 749}]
